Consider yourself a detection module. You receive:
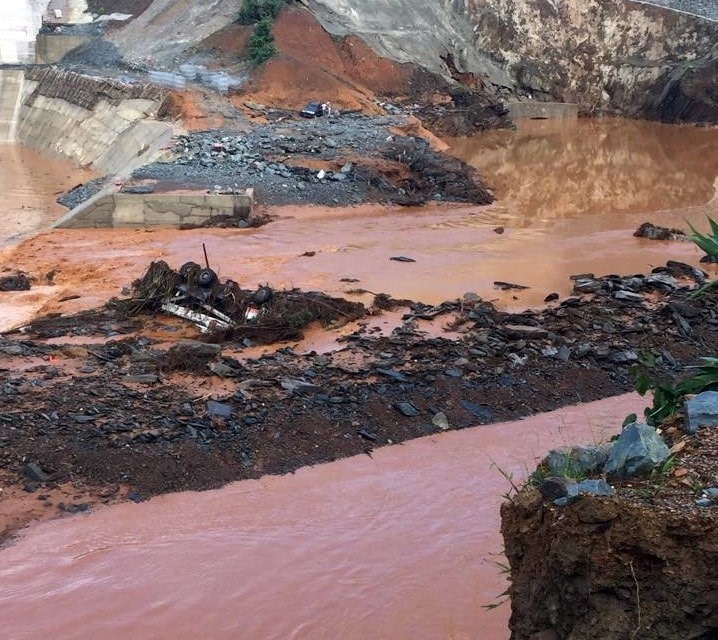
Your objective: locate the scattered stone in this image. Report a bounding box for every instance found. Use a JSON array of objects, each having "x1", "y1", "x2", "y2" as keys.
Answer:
[
  {"x1": 208, "y1": 361, "x2": 237, "y2": 377},
  {"x1": 390, "y1": 256, "x2": 416, "y2": 263},
  {"x1": 553, "y1": 479, "x2": 615, "y2": 506},
  {"x1": 23, "y1": 462, "x2": 50, "y2": 483},
  {"x1": 375, "y1": 367, "x2": 408, "y2": 382},
  {"x1": 502, "y1": 324, "x2": 548, "y2": 339},
  {"x1": 73, "y1": 414, "x2": 97, "y2": 423},
  {"x1": 572, "y1": 278, "x2": 602, "y2": 294},
  {"x1": 123, "y1": 374, "x2": 159, "y2": 384},
  {"x1": 169, "y1": 340, "x2": 222, "y2": 360},
  {"x1": 281, "y1": 379, "x2": 323, "y2": 395},
  {"x1": 613, "y1": 290, "x2": 644, "y2": 303},
  {"x1": 544, "y1": 292, "x2": 559, "y2": 302},
  {"x1": 494, "y1": 281, "x2": 529, "y2": 290},
  {"x1": 358, "y1": 429, "x2": 377, "y2": 441},
  {"x1": 0, "y1": 273, "x2": 31, "y2": 291},
  {"x1": 394, "y1": 401, "x2": 420, "y2": 417},
  {"x1": 459, "y1": 399, "x2": 493, "y2": 422},
  {"x1": 684, "y1": 391, "x2": 718, "y2": 434},
  {"x1": 206, "y1": 400, "x2": 232, "y2": 419},
  {"x1": 539, "y1": 476, "x2": 575, "y2": 501},
  {"x1": 432, "y1": 412, "x2": 449, "y2": 430},
  {"x1": 633, "y1": 222, "x2": 687, "y2": 241},
  {"x1": 603, "y1": 422, "x2": 670, "y2": 477},
  {"x1": 545, "y1": 444, "x2": 611, "y2": 477}
]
